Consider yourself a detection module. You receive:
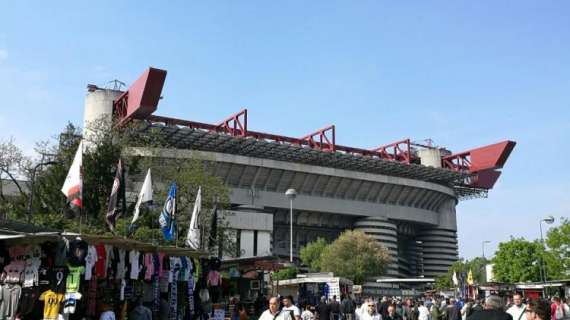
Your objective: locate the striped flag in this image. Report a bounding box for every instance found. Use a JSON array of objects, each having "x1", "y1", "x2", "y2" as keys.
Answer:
[
  {"x1": 61, "y1": 141, "x2": 83, "y2": 211},
  {"x1": 105, "y1": 159, "x2": 126, "y2": 232},
  {"x1": 159, "y1": 182, "x2": 177, "y2": 241}
]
